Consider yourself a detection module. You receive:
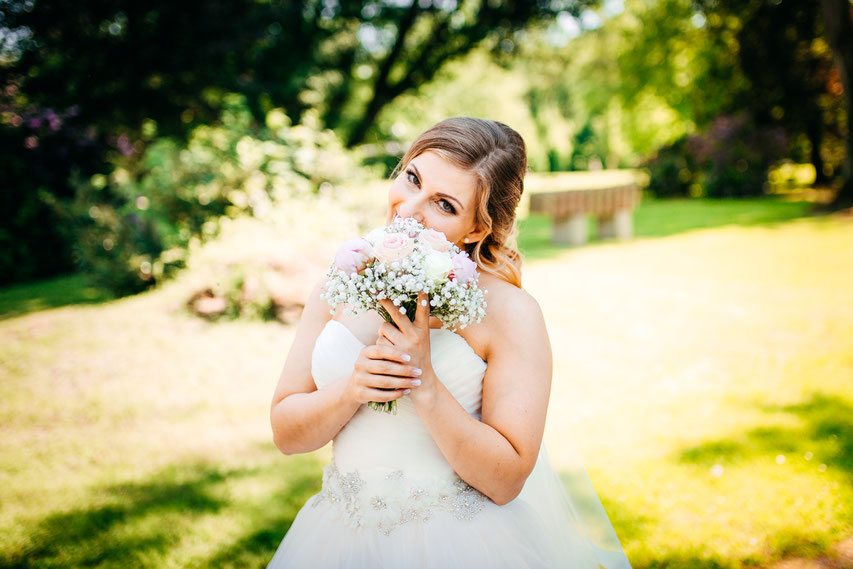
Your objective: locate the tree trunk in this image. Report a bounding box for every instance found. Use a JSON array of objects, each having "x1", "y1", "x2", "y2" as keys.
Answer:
[
  {"x1": 345, "y1": 3, "x2": 420, "y2": 147},
  {"x1": 807, "y1": 109, "x2": 830, "y2": 185},
  {"x1": 821, "y1": 0, "x2": 853, "y2": 208}
]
